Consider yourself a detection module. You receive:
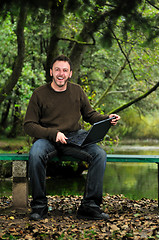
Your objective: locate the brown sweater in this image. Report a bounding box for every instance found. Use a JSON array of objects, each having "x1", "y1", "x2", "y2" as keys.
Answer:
[{"x1": 24, "y1": 82, "x2": 108, "y2": 142}]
